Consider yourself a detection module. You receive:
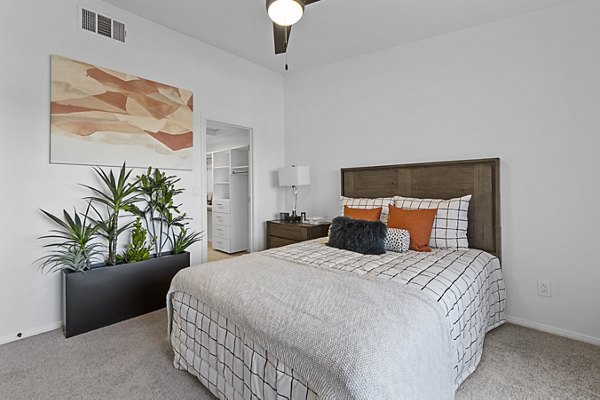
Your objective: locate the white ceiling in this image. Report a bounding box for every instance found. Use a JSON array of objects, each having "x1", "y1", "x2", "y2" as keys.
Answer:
[
  {"x1": 104, "y1": 0, "x2": 574, "y2": 73},
  {"x1": 206, "y1": 121, "x2": 249, "y2": 149}
]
